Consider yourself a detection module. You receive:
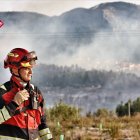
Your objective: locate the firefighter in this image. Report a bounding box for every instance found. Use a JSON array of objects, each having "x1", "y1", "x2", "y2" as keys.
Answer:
[{"x1": 0, "y1": 48, "x2": 53, "y2": 140}]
